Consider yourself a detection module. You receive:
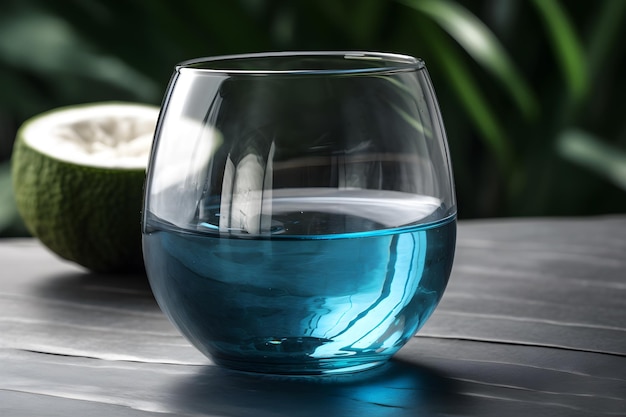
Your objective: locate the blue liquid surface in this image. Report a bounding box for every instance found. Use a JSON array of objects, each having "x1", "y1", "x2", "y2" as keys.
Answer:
[{"x1": 143, "y1": 193, "x2": 456, "y2": 375}]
